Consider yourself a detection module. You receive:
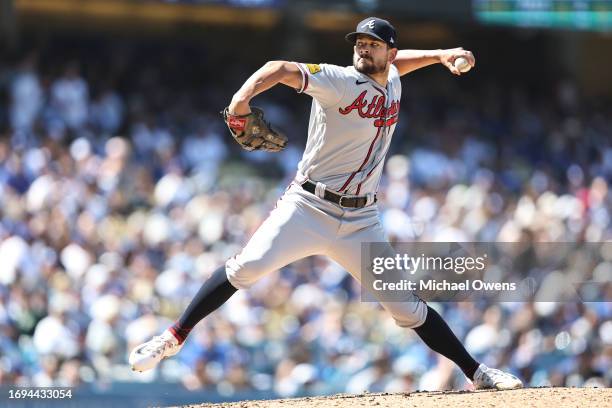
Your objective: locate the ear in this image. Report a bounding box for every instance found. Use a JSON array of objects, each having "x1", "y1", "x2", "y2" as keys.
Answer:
[{"x1": 388, "y1": 48, "x2": 398, "y2": 63}]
